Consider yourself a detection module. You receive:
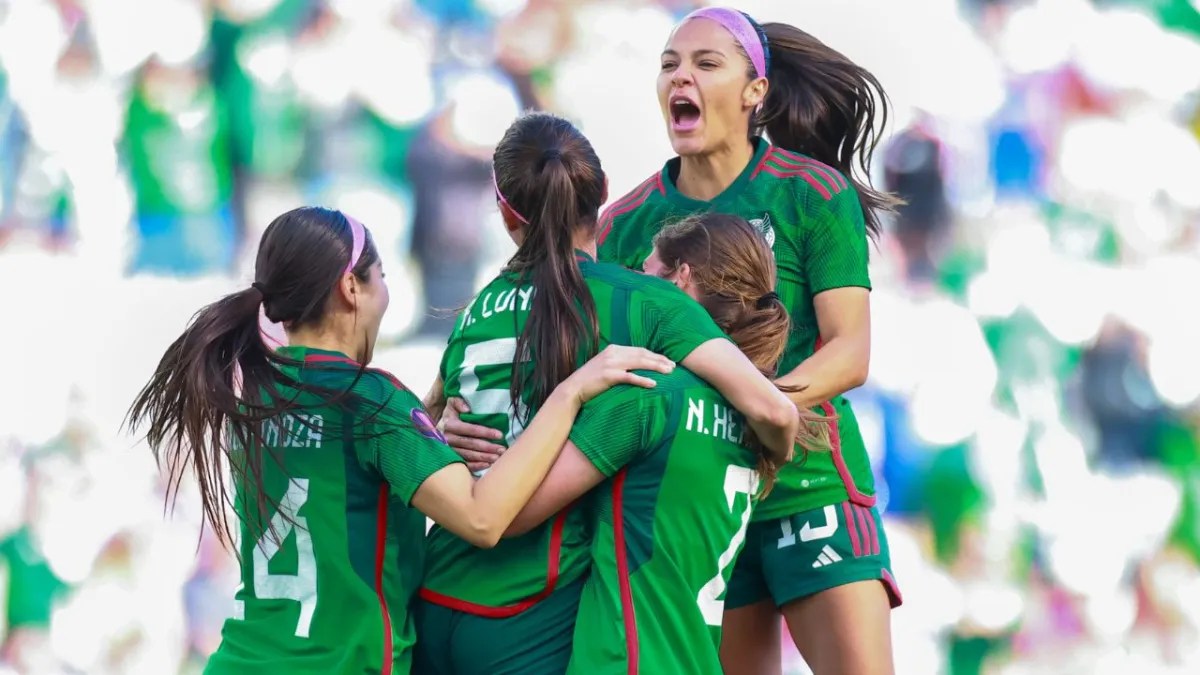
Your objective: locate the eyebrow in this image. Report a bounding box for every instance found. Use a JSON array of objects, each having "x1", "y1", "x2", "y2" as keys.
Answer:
[{"x1": 661, "y1": 48, "x2": 727, "y2": 59}]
